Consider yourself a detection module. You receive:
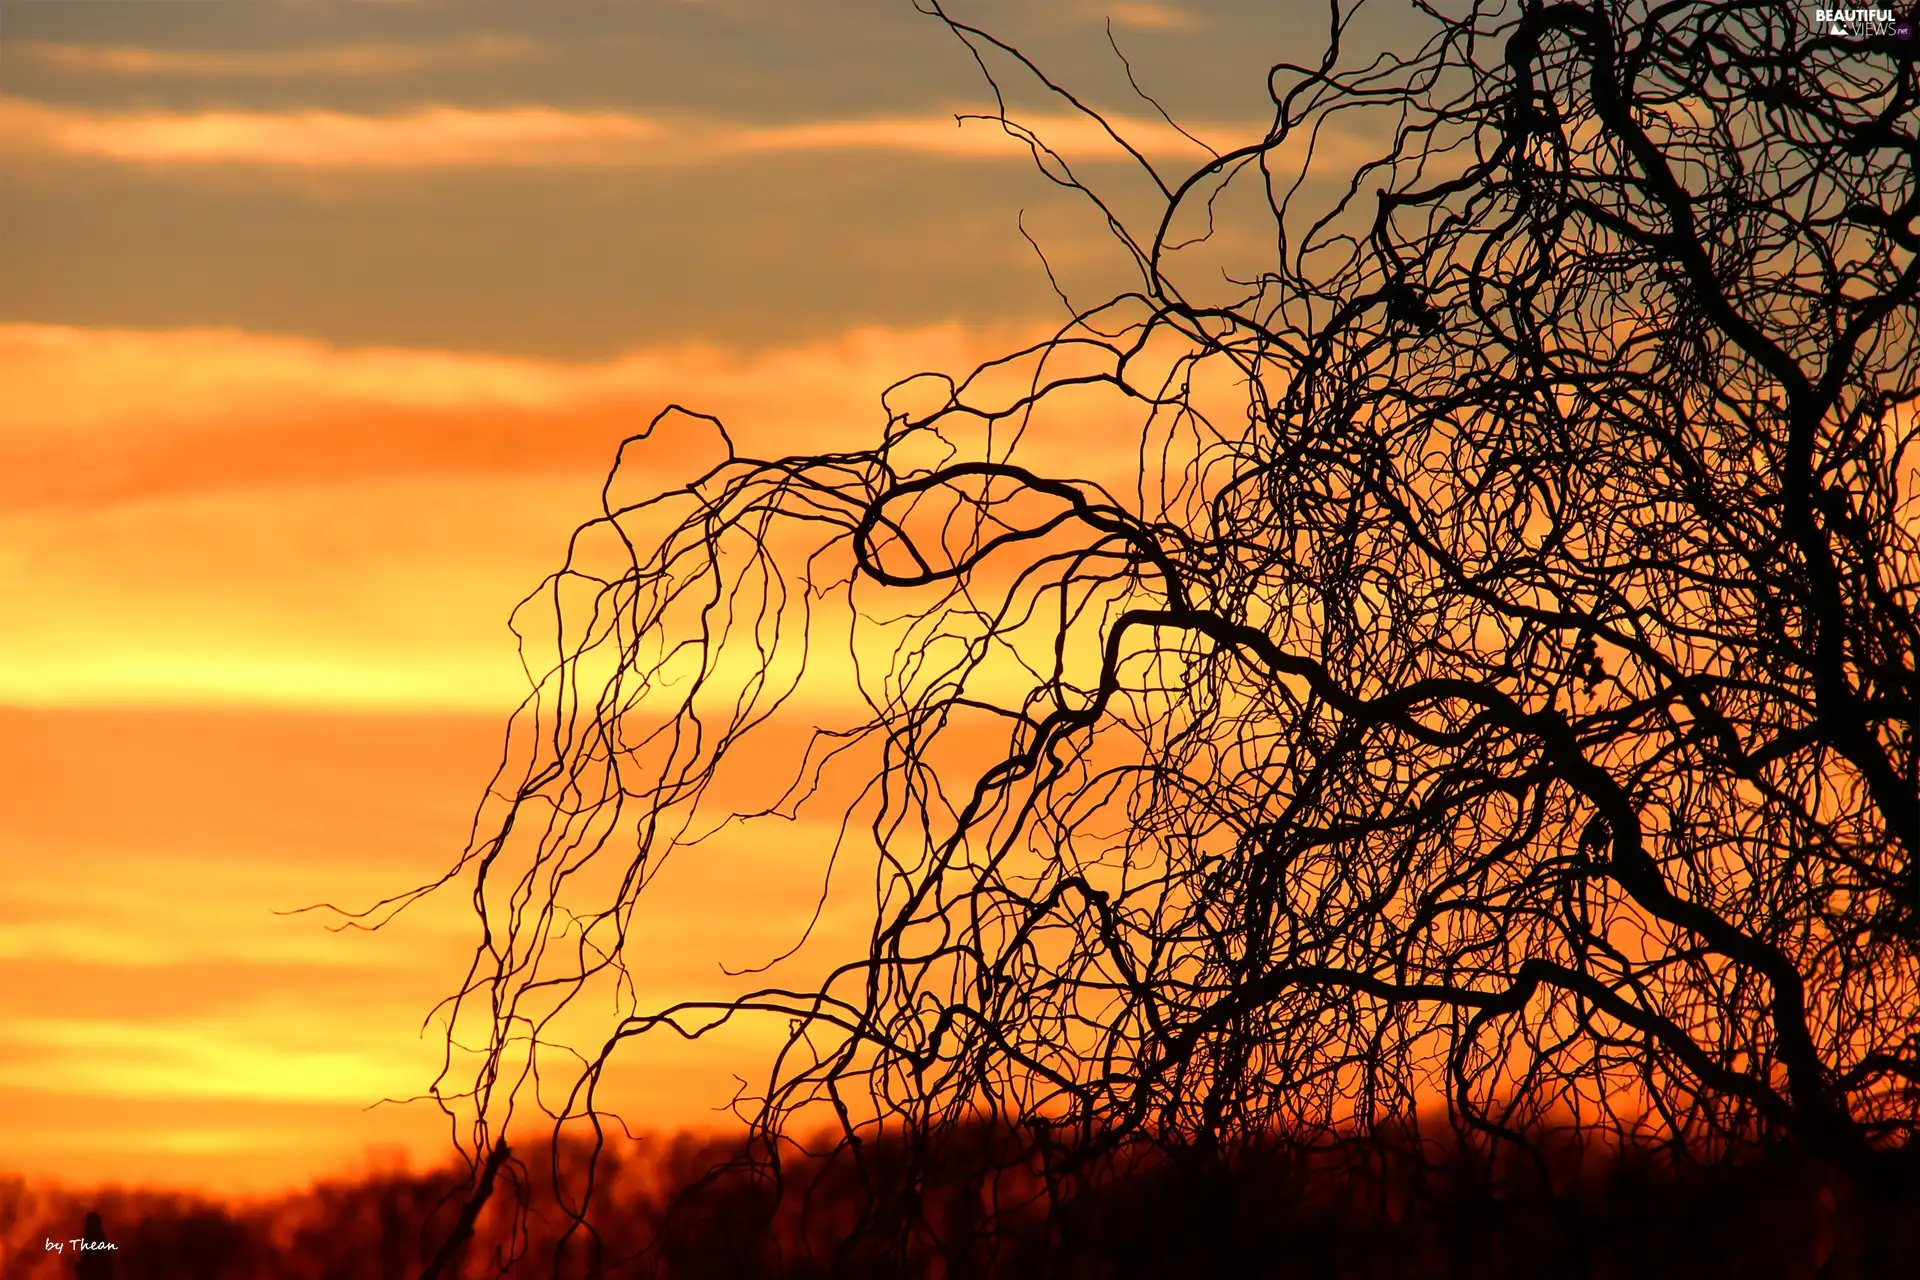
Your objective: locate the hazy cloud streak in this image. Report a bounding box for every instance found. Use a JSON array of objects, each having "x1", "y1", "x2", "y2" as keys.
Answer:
[
  {"x1": 15, "y1": 33, "x2": 542, "y2": 79},
  {"x1": 1100, "y1": 3, "x2": 1204, "y2": 32},
  {"x1": 0, "y1": 94, "x2": 1254, "y2": 168}
]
